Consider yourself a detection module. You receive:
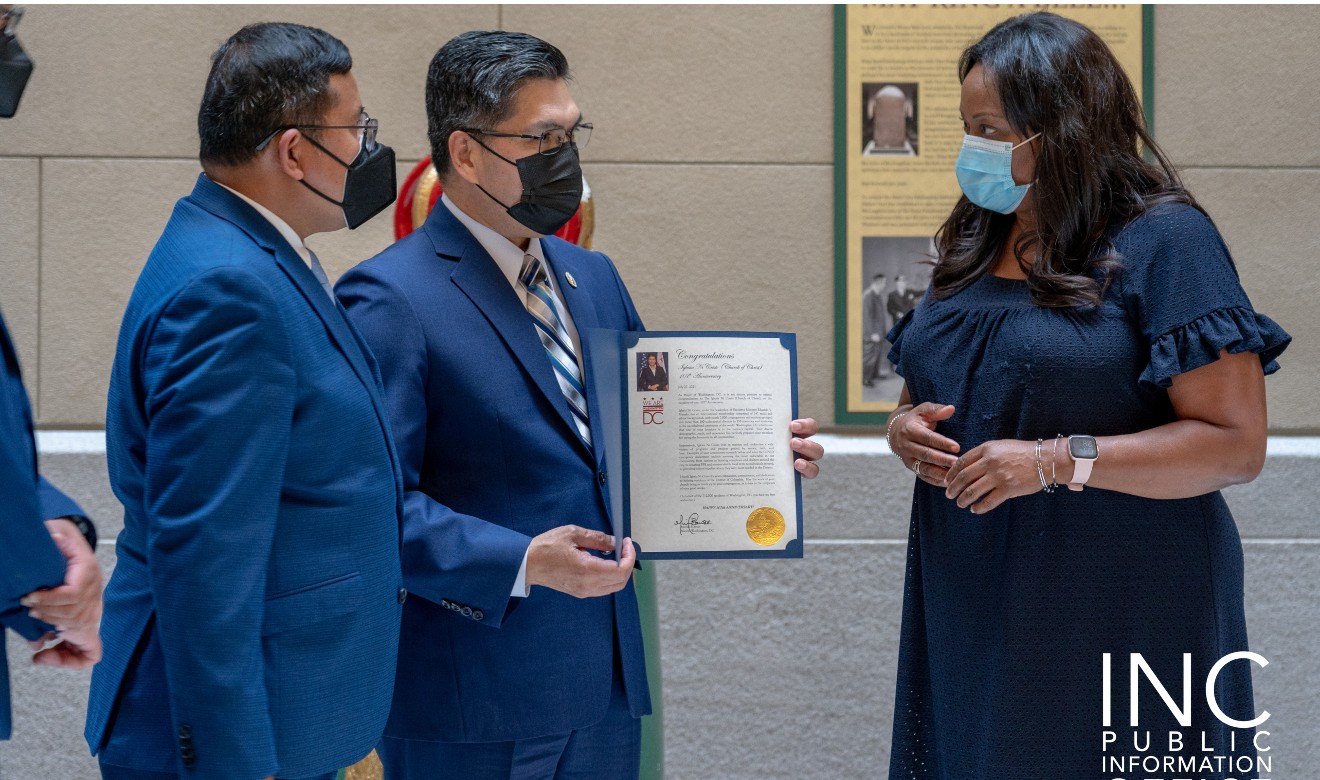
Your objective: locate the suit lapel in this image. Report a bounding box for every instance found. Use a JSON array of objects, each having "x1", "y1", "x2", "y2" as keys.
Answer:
[
  {"x1": 424, "y1": 207, "x2": 594, "y2": 462},
  {"x1": 268, "y1": 247, "x2": 378, "y2": 403},
  {"x1": 186, "y1": 175, "x2": 403, "y2": 489},
  {"x1": 273, "y1": 252, "x2": 407, "y2": 500}
]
